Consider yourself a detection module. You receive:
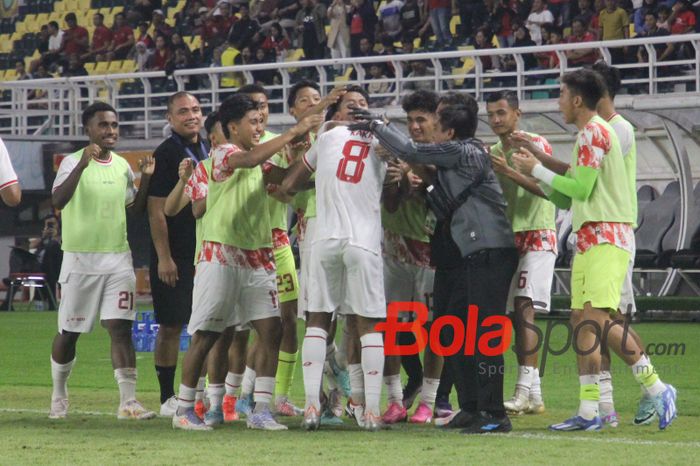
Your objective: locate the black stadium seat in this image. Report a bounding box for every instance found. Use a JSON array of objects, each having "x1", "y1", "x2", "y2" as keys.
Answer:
[
  {"x1": 669, "y1": 182, "x2": 700, "y2": 268},
  {"x1": 635, "y1": 181, "x2": 679, "y2": 267},
  {"x1": 635, "y1": 184, "x2": 658, "y2": 229}
]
